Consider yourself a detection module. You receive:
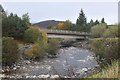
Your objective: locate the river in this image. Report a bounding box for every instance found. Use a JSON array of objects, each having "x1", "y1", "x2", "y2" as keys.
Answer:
[{"x1": 2, "y1": 47, "x2": 99, "y2": 78}]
